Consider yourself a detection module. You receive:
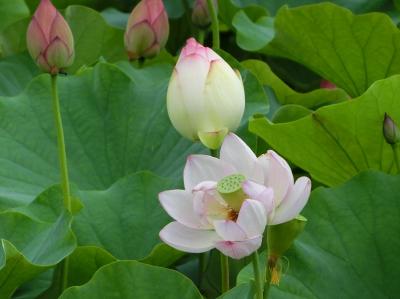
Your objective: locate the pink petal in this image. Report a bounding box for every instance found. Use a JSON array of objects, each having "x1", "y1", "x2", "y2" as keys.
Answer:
[
  {"x1": 242, "y1": 180, "x2": 274, "y2": 213},
  {"x1": 271, "y1": 177, "x2": 311, "y2": 225},
  {"x1": 44, "y1": 37, "x2": 72, "y2": 70},
  {"x1": 213, "y1": 220, "x2": 247, "y2": 241},
  {"x1": 236, "y1": 199, "x2": 266, "y2": 238},
  {"x1": 220, "y1": 133, "x2": 263, "y2": 183},
  {"x1": 26, "y1": 18, "x2": 48, "y2": 59},
  {"x1": 183, "y1": 155, "x2": 235, "y2": 190},
  {"x1": 159, "y1": 221, "x2": 220, "y2": 253},
  {"x1": 263, "y1": 150, "x2": 294, "y2": 206},
  {"x1": 159, "y1": 190, "x2": 204, "y2": 229},
  {"x1": 49, "y1": 12, "x2": 74, "y2": 54},
  {"x1": 215, "y1": 236, "x2": 262, "y2": 259},
  {"x1": 124, "y1": 21, "x2": 156, "y2": 59},
  {"x1": 33, "y1": 0, "x2": 57, "y2": 39}
]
